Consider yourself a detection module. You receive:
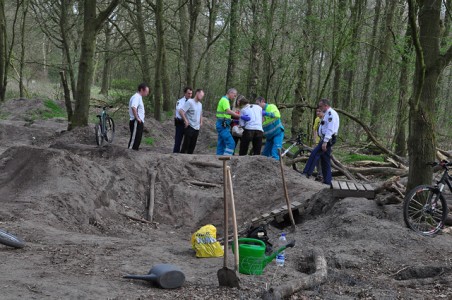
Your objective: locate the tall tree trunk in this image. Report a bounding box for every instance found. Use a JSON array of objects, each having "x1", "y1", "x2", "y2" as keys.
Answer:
[
  {"x1": 260, "y1": 0, "x2": 276, "y2": 99},
  {"x1": 59, "y1": 0, "x2": 77, "y2": 102},
  {"x1": 203, "y1": 0, "x2": 218, "y2": 110},
  {"x1": 331, "y1": 0, "x2": 346, "y2": 107},
  {"x1": 72, "y1": 0, "x2": 121, "y2": 128},
  {"x1": 407, "y1": 0, "x2": 452, "y2": 190},
  {"x1": 135, "y1": 0, "x2": 151, "y2": 85},
  {"x1": 186, "y1": 0, "x2": 201, "y2": 87},
  {"x1": 393, "y1": 19, "x2": 413, "y2": 157},
  {"x1": 153, "y1": 0, "x2": 163, "y2": 121},
  {"x1": 162, "y1": 37, "x2": 171, "y2": 112},
  {"x1": 246, "y1": 0, "x2": 260, "y2": 99},
  {"x1": 360, "y1": 0, "x2": 382, "y2": 119},
  {"x1": 100, "y1": 21, "x2": 112, "y2": 95},
  {"x1": 0, "y1": 0, "x2": 7, "y2": 102},
  {"x1": 178, "y1": 0, "x2": 188, "y2": 86},
  {"x1": 225, "y1": 0, "x2": 239, "y2": 90},
  {"x1": 370, "y1": 0, "x2": 397, "y2": 132},
  {"x1": 19, "y1": 0, "x2": 29, "y2": 98}
]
